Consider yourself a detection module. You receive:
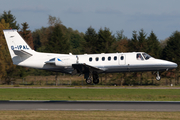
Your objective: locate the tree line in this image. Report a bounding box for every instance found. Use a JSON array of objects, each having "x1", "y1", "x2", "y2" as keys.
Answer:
[{"x1": 0, "y1": 10, "x2": 179, "y2": 85}]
